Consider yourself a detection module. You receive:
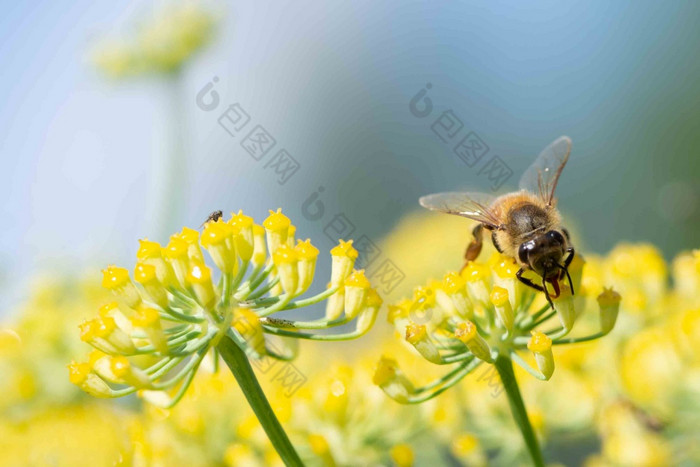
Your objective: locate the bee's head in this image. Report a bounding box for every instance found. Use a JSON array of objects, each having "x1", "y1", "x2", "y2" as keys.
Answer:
[{"x1": 518, "y1": 230, "x2": 567, "y2": 279}]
